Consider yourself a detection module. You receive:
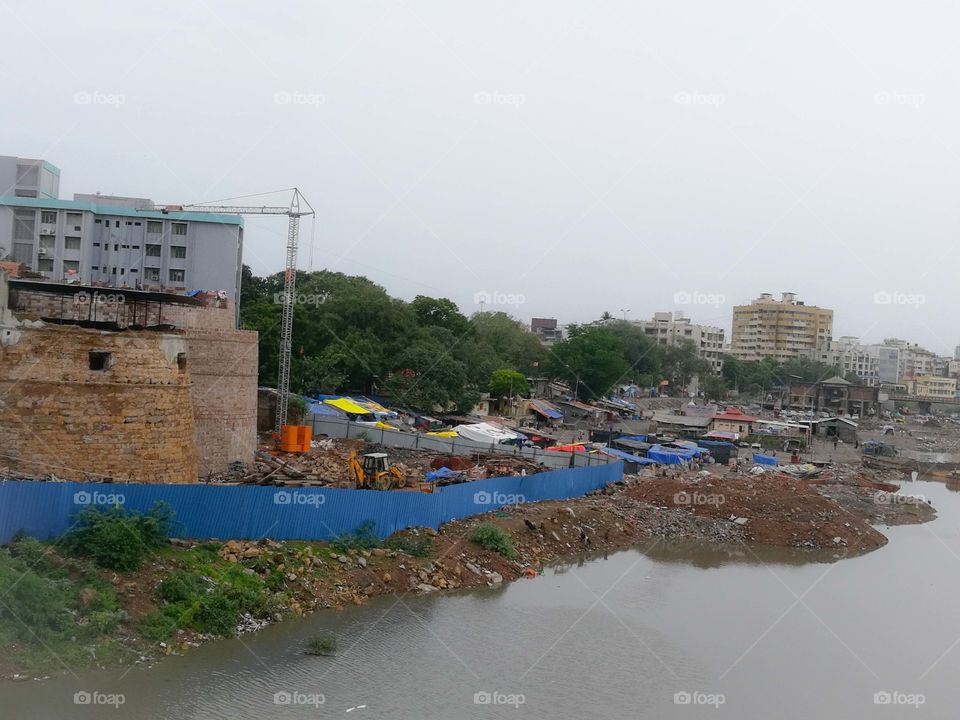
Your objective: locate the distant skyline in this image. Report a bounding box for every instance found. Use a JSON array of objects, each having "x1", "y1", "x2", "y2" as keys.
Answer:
[{"x1": 4, "y1": 1, "x2": 959, "y2": 353}]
